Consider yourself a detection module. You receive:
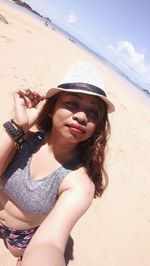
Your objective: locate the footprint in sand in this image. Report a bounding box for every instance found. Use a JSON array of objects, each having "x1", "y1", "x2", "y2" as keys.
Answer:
[{"x1": 0, "y1": 14, "x2": 8, "y2": 24}]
